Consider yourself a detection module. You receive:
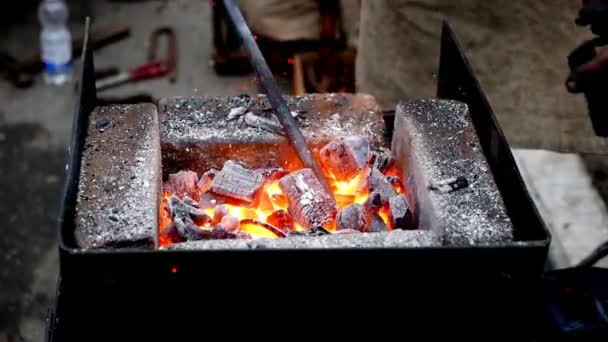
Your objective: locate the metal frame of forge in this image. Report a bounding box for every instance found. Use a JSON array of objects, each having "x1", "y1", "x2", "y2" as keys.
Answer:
[{"x1": 46, "y1": 21, "x2": 551, "y2": 340}]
